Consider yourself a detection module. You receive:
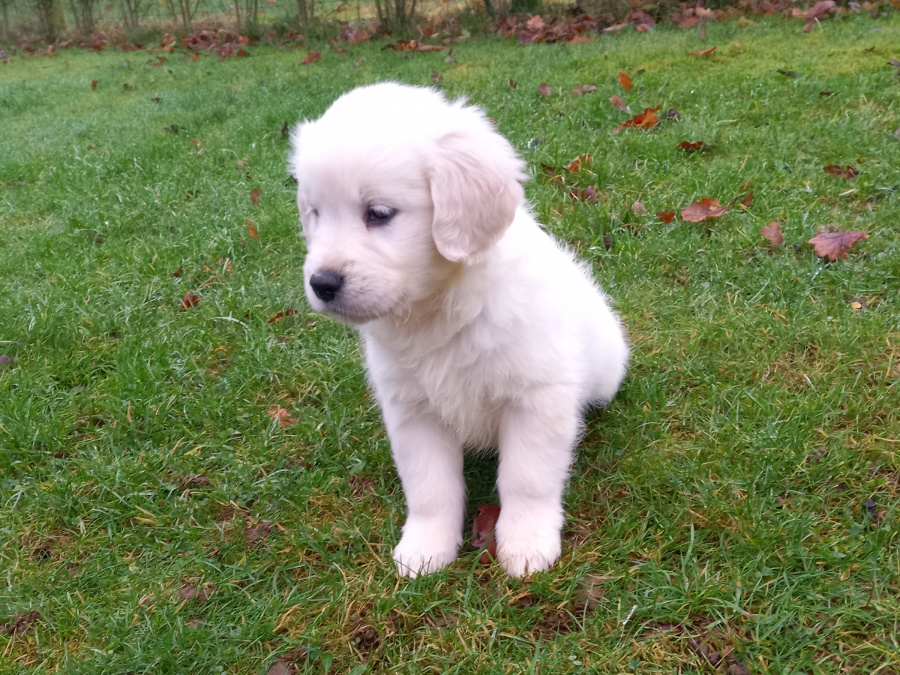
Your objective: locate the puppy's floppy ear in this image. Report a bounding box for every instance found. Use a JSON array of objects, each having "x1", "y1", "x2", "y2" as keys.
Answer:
[{"x1": 430, "y1": 116, "x2": 527, "y2": 263}]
